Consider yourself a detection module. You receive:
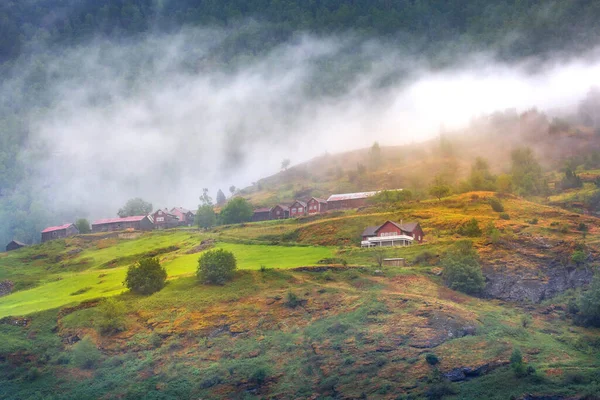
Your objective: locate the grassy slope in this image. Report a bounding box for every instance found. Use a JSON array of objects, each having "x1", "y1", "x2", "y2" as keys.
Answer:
[
  {"x1": 1, "y1": 193, "x2": 600, "y2": 398},
  {"x1": 0, "y1": 231, "x2": 333, "y2": 317},
  {"x1": 1, "y1": 267, "x2": 600, "y2": 399}
]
